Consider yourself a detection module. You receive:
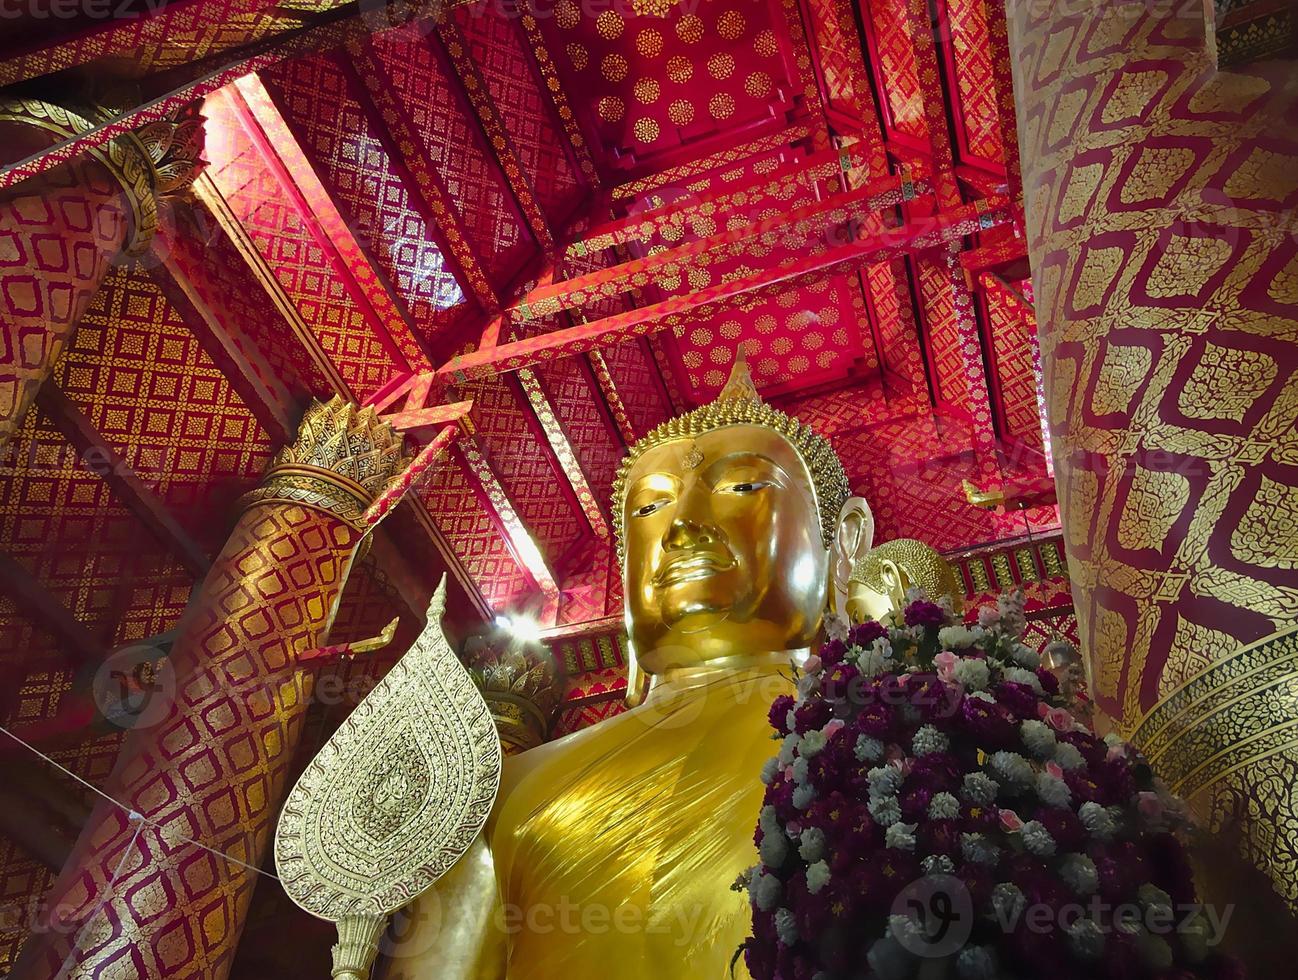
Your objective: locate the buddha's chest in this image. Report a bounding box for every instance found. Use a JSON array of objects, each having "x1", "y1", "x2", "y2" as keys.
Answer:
[{"x1": 487, "y1": 677, "x2": 789, "y2": 979}]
